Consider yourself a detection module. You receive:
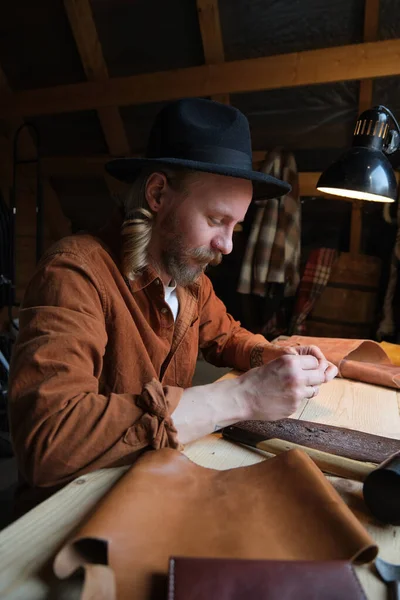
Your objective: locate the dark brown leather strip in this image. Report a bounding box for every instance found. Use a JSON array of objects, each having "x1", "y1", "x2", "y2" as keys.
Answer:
[{"x1": 222, "y1": 419, "x2": 400, "y2": 464}]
